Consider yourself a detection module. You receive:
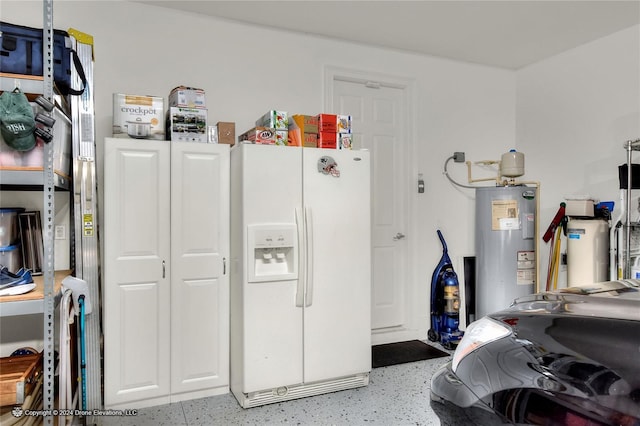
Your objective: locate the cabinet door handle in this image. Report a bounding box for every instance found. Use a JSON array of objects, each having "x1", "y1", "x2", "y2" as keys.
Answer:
[{"x1": 162, "y1": 260, "x2": 166, "y2": 279}]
